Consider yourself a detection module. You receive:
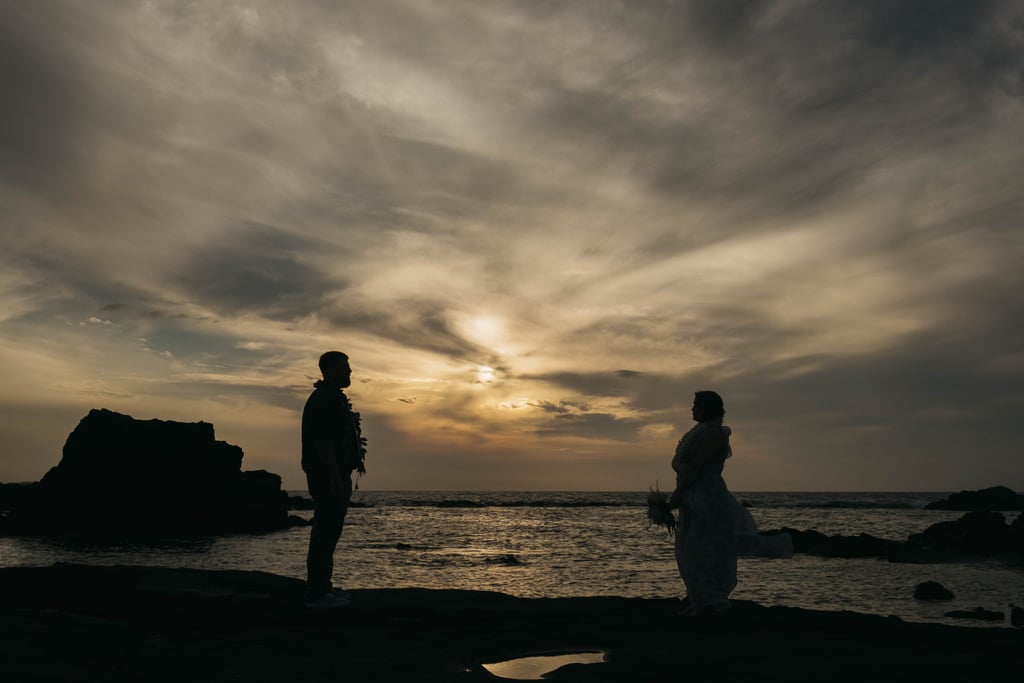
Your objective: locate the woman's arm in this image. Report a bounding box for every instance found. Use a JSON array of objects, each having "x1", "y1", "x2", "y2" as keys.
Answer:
[{"x1": 668, "y1": 468, "x2": 688, "y2": 508}]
